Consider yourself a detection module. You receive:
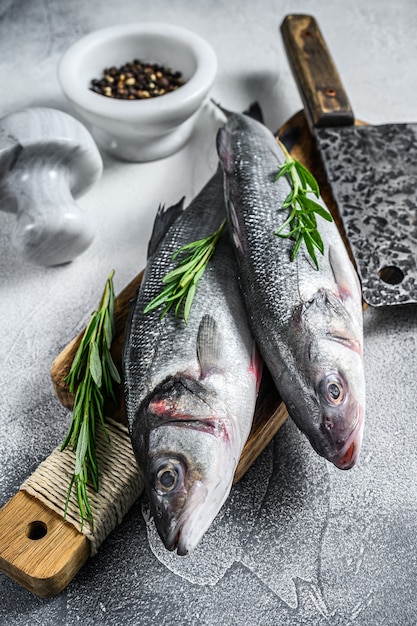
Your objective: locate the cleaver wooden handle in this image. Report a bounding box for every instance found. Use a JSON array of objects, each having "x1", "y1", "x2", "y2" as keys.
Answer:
[{"x1": 281, "y1": 14, "x2": 354, "y2": 128}]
